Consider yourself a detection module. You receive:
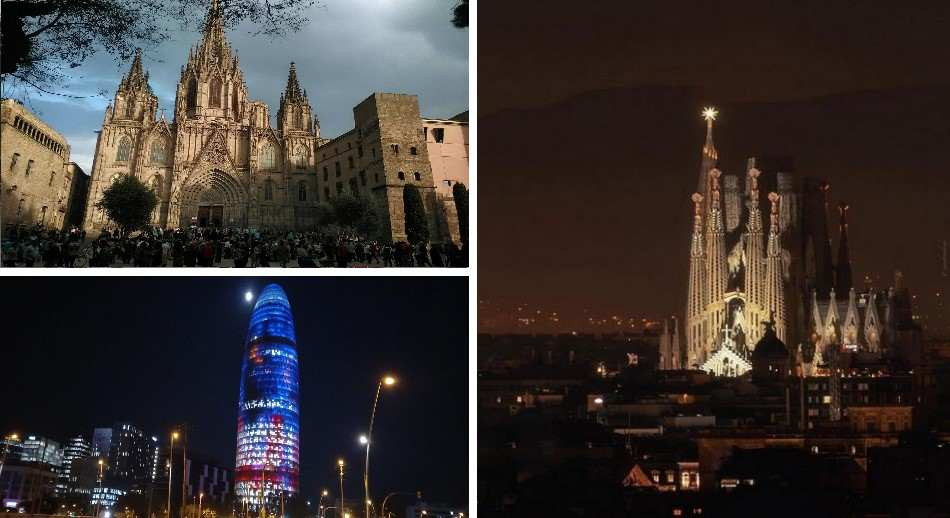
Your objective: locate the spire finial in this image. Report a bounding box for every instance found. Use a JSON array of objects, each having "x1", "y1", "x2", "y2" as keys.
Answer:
[
  {"x1": 691, "y1": 193, "x2": 704, "y2": 230},
  {"x1": 747, "y1": 168, "x2": 760, "y2": 200},
  {"x1": 768, "y1": 192, "x2": 780, "y2": 233},
  {"x1": 701, "y1": 106, "x2": 718, "y2": 161}
]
